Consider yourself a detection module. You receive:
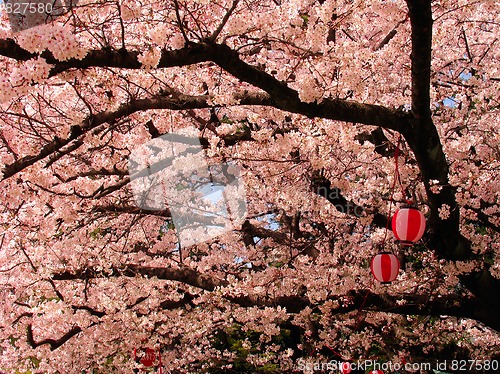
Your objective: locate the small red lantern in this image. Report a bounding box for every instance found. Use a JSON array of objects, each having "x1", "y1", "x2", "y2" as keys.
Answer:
[
  {"x1": 391, "y1": 206, "x2": 425, "y2": 246},
  {"x1": 139, "y1": 347, "x2": 156, "y2": 367},
  {"x1": 134, "y1": 346, "x2": 163, "y2": 373},
  {"x1": 371, "y1": 252, "x2": 400, "y2": 284},
  {"x1": 134, "y1": 347, "x2": 157, "y2": 367},
  {"x1": 369, "y1": 371, "x2": 384, "y2": 374},
  {"x1": 341, "y1": 362, "x2": 352, "y2": 374}
]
